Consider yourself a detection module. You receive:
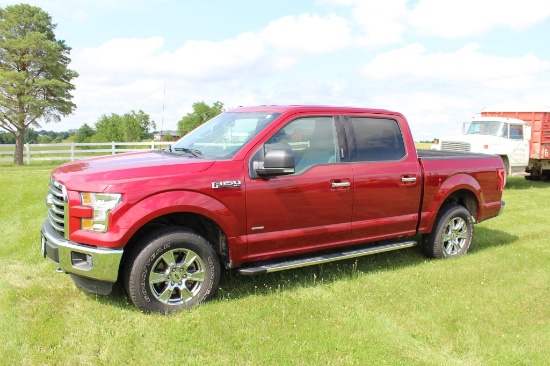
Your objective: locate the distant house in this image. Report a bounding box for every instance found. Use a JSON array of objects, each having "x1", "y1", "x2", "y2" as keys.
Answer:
[{"x1": 153, "y1": 131, "x2": 180, "y2": 141}]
